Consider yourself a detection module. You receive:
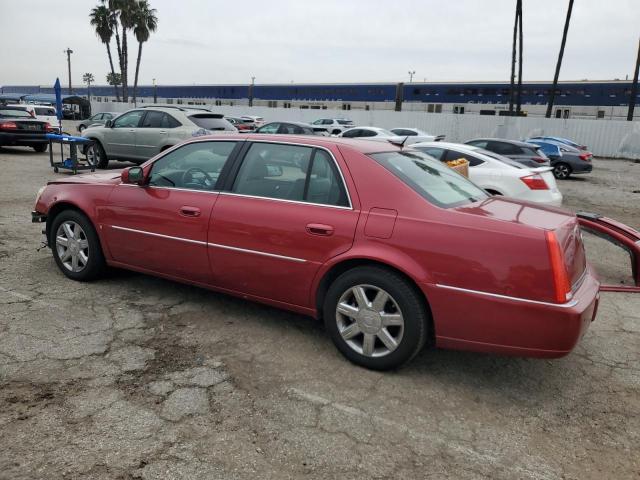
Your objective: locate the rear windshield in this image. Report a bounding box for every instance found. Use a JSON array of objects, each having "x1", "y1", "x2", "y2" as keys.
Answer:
[
  {"x1": 523, "y1": 146, "x2": 548, "y2": 159},
  {"x1": 188, "y1": 115, "x2": 234, "y2": 131},
  {"x1": 0, "y1": 108, "x2": 32, "y2": 118},
  {"x1": 369, "y1": 150, "x2": 488, "y2": 208},
  {"x1": 35, "y1": 107, "x2": 56, "y2": 116},
  {"x1": 337, "y1": 120, "x2": 354, "y2": 125},
  {"x1": 474, "y1": 148, "x2": 524, "y2": 169}
]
